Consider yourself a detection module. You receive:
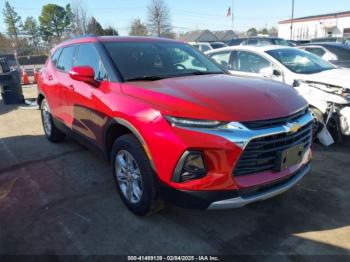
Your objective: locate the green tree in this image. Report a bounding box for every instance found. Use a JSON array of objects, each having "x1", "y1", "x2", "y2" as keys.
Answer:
[
  {"x1": 87, "y1": 17, "x2": 104, "y2": 36},
  {"x1": 129, "y1": 19, "x2": 148, "y2": 36},
  {"x1": 39, "y1": 4, "x2": 71, "y2": 41},
  {"x1": 247, "y1": 27, "x2": 258, "y2": 37},
  {"x1": 259, "y1": 28, "x2": 268, "y2": 35},
  {"x1": 103, "y1": 26, "x2": 118, "y2": 36},
  {"x1": 2, "y1": 1, "x2": 22, "y2": 43},
  {"x1": 23, "y1": 16, "x2": 40, "y2": 52}
]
